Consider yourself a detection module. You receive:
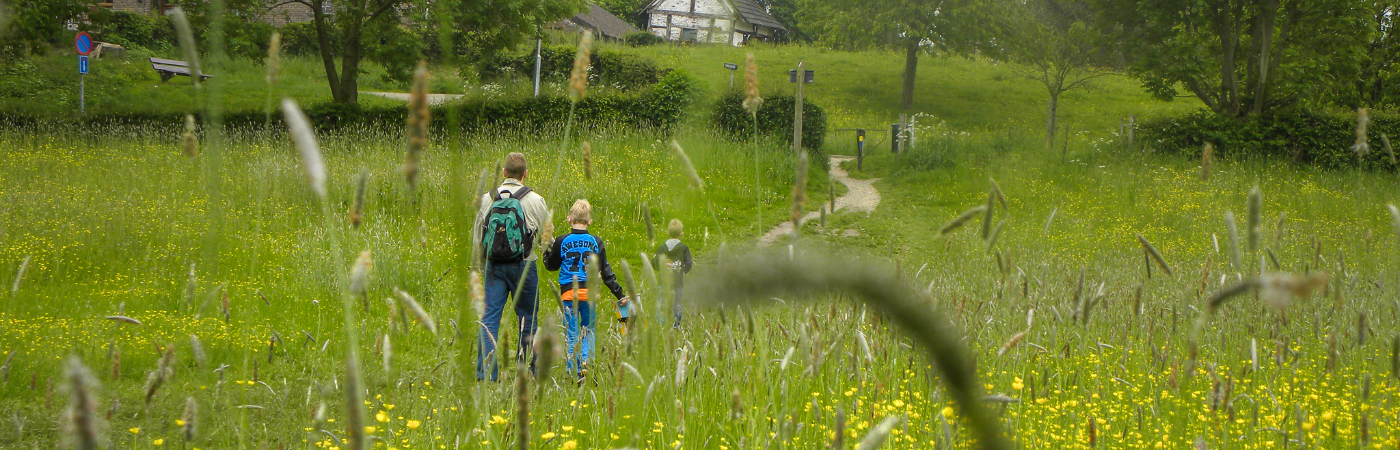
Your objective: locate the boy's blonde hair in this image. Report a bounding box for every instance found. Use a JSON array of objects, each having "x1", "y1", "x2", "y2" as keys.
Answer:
[
  {"x1": 569, "y1": 199, "x2": 592, "y2": 224},
  {"x1": 503, "y1": 152, "x2": 527, "y2": 179},
  {"x1": 668, "y1": 218, "x2": 683, "y2": 238}
]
